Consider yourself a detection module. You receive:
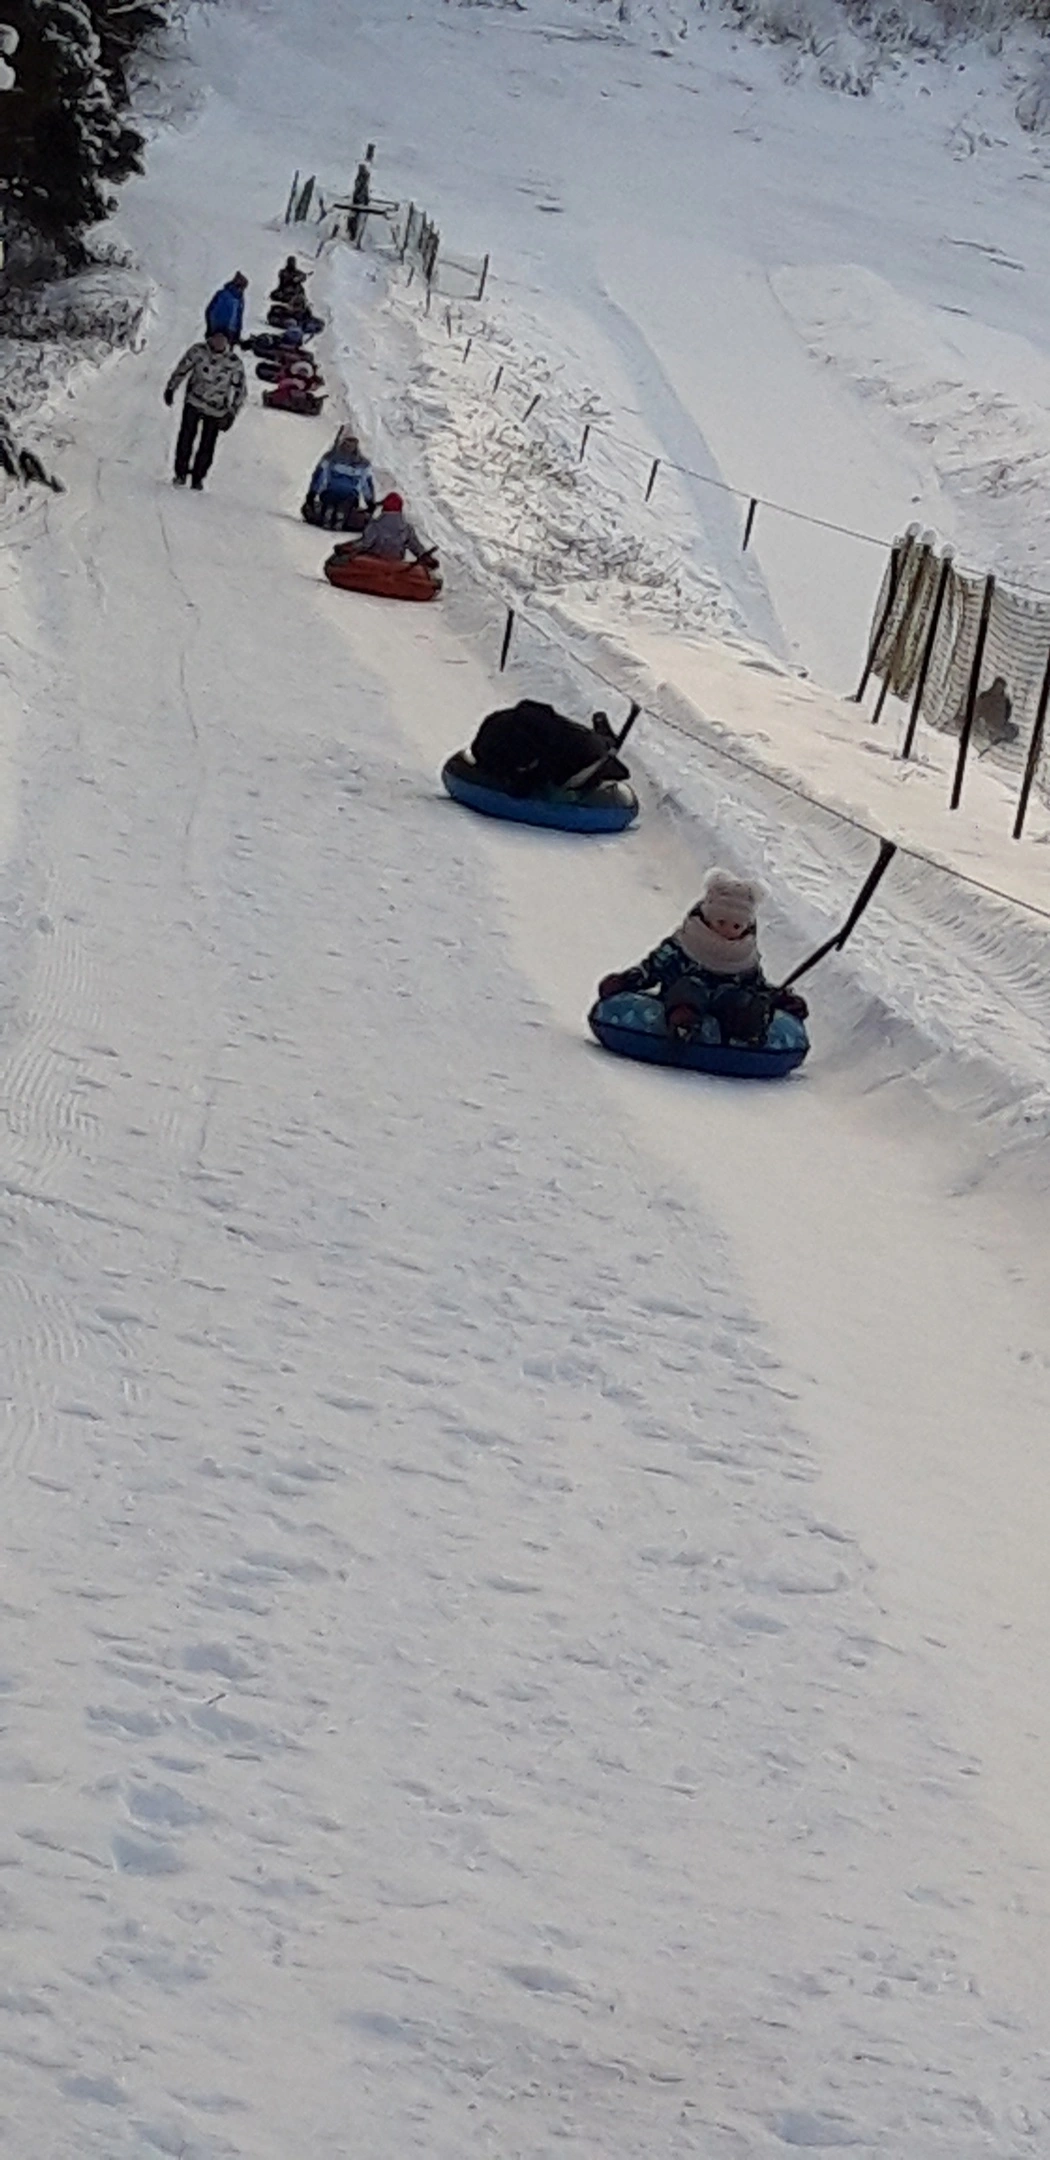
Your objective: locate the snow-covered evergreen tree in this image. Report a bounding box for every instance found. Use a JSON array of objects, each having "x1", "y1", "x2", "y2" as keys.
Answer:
[
  {"x1": 91, "y1": 0, "x2": 167, "y2": 103},
  {"x1": 0, "y1": 1, "x2": 151, "y2": 262},
  {"x1": 0, "y1": 23, "x2": 17, "y2": 93}
]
